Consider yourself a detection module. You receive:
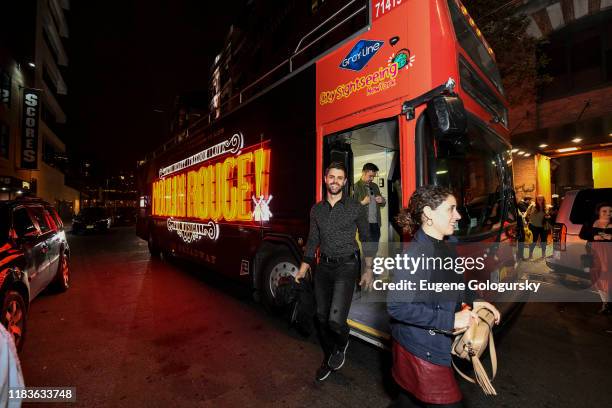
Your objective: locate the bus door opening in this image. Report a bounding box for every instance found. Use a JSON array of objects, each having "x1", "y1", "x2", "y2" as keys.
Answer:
[{"x1": 323, "y1": 118, "x2": 402, "y2": 344}]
